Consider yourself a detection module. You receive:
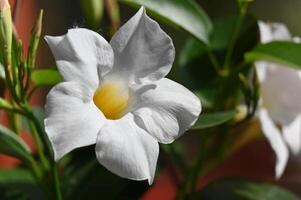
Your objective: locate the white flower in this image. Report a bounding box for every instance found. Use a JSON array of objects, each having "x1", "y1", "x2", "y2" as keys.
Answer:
[
  {"x1": 44, "y1": 7, "x2": 201, "y2": 184},
  {"x1": 256, "y1": 21, "x2": 301, "y2": 178}
]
